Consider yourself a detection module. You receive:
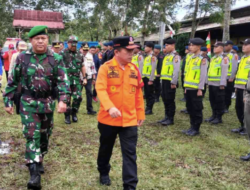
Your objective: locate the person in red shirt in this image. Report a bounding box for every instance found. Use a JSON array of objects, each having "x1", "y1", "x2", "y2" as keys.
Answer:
[
  {"x1": 96, "y1": 36, "x2": 145, "y2": 190},
  {"x1": 2, "y1": 44, "x2": 16, "y2": 80}
]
